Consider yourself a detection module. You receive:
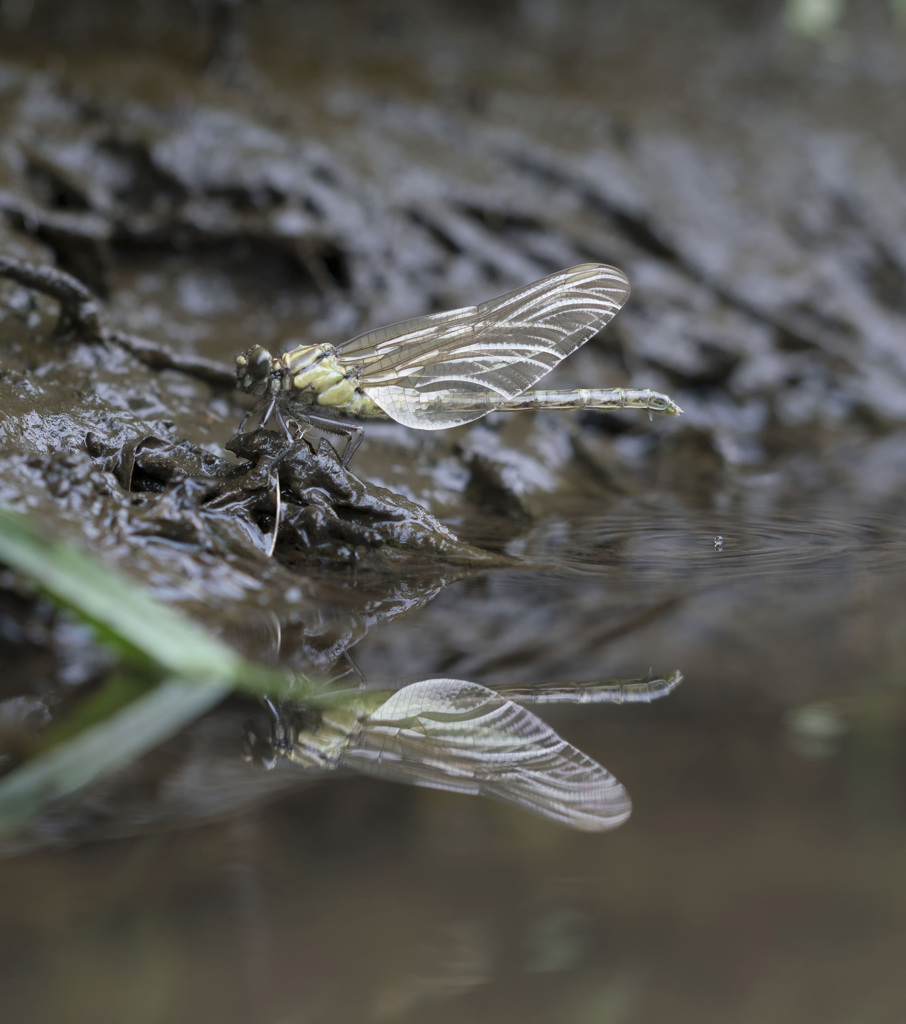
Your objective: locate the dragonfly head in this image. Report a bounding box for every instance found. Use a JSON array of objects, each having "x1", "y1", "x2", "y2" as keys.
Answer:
[{"x1": 236, "y1": 345, "x2": 279, "y2": 397}]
